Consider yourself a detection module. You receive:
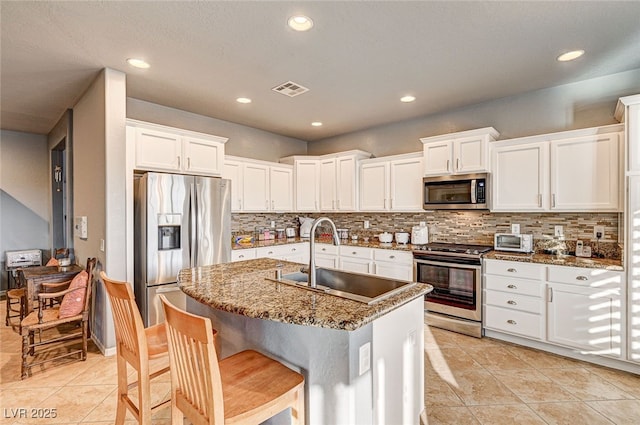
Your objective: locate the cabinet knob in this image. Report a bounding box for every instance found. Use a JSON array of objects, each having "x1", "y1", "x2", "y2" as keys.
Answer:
[
  {"x1": 576, "y1": 275, "x2": 588, "y2": 281},
  {"x1": 389, "y1": 255, "x2": 395, "y2": 259},
  {"x1": 239, "y1": 255, "x2": 244, "y2": 258},
  {"x1": 352, "y1": 251, "x2": 357, "y2": 255},
  {"x1": 507, "y1": 268, "x2": 517, "y2": 273},
  {"x1": 322, "y1": 248, "x2": 326, "y2": 251},
  {"x1": 187, "y1": 157, "x2": 191, "y2": 169},
  {"x1": 507, "y1": 319, "x2": 517, "y2": 325},
  {"x1": 507, "y1": 284, "x2": 517, "y2": 289},
  {"x1": 507, "y1": 300, "x2": 517, "y2": 305},
  {"x1": 291, "y1": 248, "x2": 296, "y2": 252},
  {"x1": 268, "y1": 251, "x2": 273, "y2": 255},
  {"x1": 177, "y1": 156, "x2": 181, "y2": 168}
]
